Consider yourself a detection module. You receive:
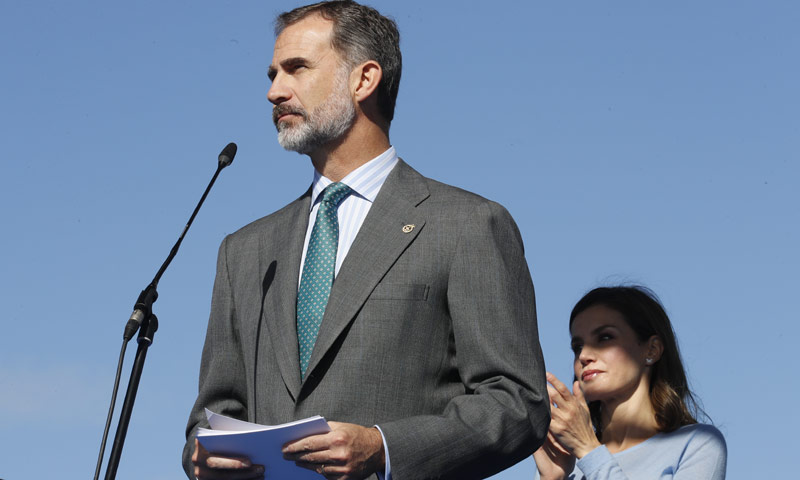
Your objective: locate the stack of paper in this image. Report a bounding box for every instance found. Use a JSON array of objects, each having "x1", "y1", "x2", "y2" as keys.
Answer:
[{"x1": 197, "y1": 409, "x2": 331, "y2": 479}]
